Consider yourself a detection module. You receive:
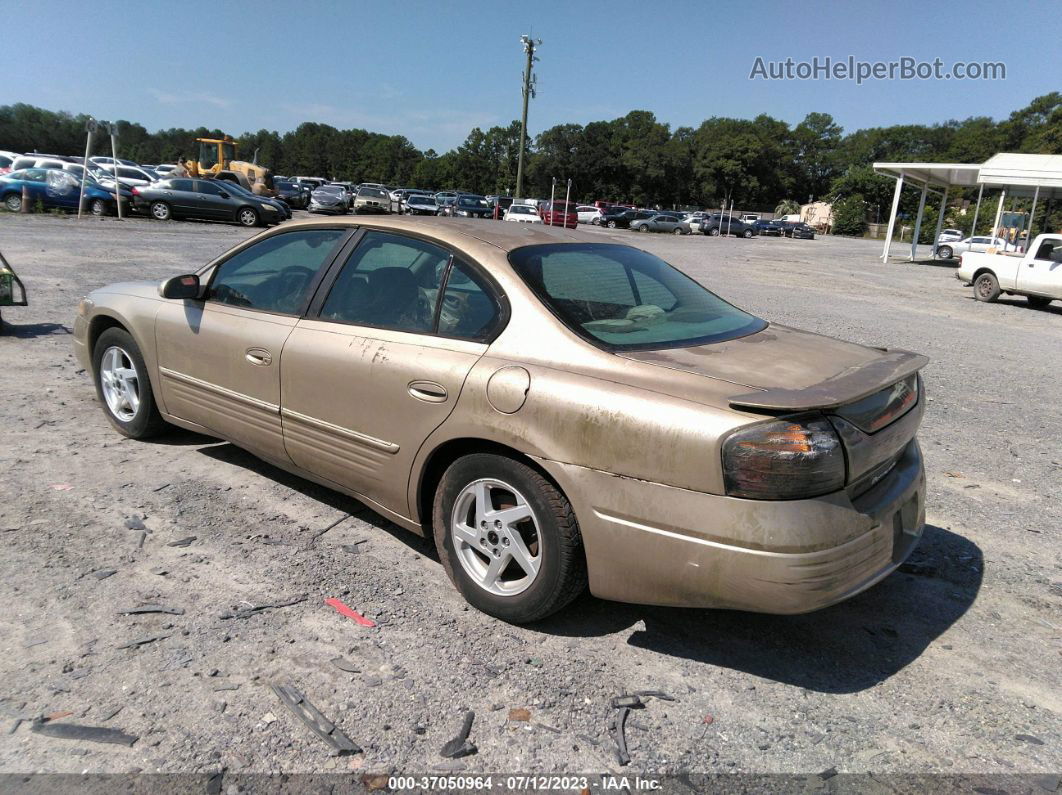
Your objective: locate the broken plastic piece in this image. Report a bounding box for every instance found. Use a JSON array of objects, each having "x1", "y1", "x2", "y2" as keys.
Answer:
[
  {"x1": 167, "y1": 536, "x2": 196, "y2": 547},
  {"x1": 117, "y1": 633, "x2": 170, "y2": 649},
  {"x1": 611, "y1": 706, "x2": 631, "y2": 766},
  {"x1": 330, "y1": 657, "x2": 360, "y2": 673},
  {"x1": 271, "y1": 683, "x2": 360, "y2": 756},
  {"x1": 324, "y1": 598, "x2": 376, "y2": 628},
  {"x1": 610, "y1": 695, "x2": 644, "y2": 709},
  {"x1": 30, "y1": 720, "x2": 137, "y2": 746},
  {"x1": 219, "y1": 595, "x2": 306, "y2": 620},
  {"x1": 636, "y1": 690, "x2": 676, "y2": 702},
  {"x1": 119, "y1": 606, "x2": 185, "y2": 615},
  {"x1": 440, "y1": 711, "x2": 477, "y2": 758}
]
